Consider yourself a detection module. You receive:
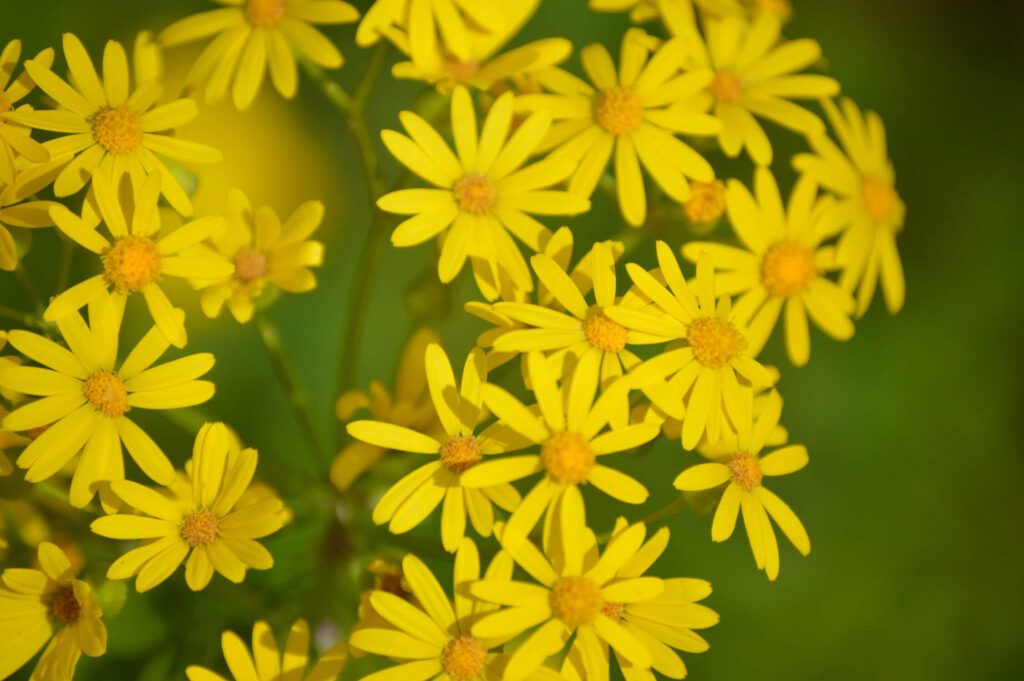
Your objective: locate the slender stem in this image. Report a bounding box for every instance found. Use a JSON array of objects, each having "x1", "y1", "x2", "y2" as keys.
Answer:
[
  {"x1": 0, "y1": 305, "x2": 43, "y2": 329},
  {"x1": 14, "y1": 264, "x2": 42, "y2": 314},
  {"x1": 56, "y1": 236, "x2": 74, "y2": 294},
  {"x1": 596, "y1": 494, "x2": 690, "y2": 544}
]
